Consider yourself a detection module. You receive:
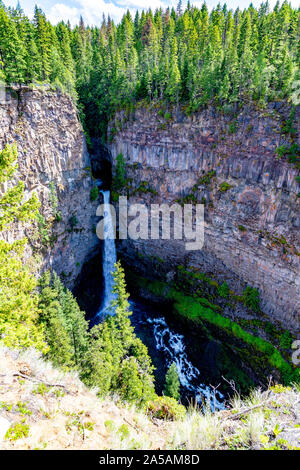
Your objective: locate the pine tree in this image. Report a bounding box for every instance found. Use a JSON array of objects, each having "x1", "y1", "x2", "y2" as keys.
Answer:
[
  {"x1": 33, "y1": 7, "x2": 52, "y2": 81},
  {"x1": 0, "y1": 8, "x2": 27, "y2": 83},
  {"x1": 82, "y1": 262, "x2": 155, "y2": 406},
  {"x1": 0, "y1": 3, "x2": 298, "y2": 137},
  {"x1": 38, "y1": 275, "x2": 73, "y2": 368},
  {"x1": 0, "y1": 144, "x2": 45, "y2": 352},
  {"x1": 38, "y1": 271, "x2": 89, "y2": 369},
  {"x1": 164, "y1": 362, "x2": 180, "y2": 401}
]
